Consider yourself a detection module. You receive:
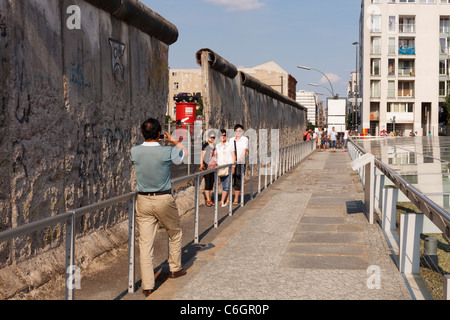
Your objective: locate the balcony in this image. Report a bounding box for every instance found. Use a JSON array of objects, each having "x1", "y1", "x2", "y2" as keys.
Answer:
[
  {"x1": 370, "y1": 112, "x2": 380, "y2": 121},
  {"x1": 399, "y1": 23, "x2": 415, "y2": 34},
  {"x1": 399, "y1": 47, "x2": 415, "y2": 55},
  {"x1": 386, "y1": 112, "x2": 414, "y2": 124},
  {"x1": 398, "y1": 68, "x2": 415, "y2": 77}
]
